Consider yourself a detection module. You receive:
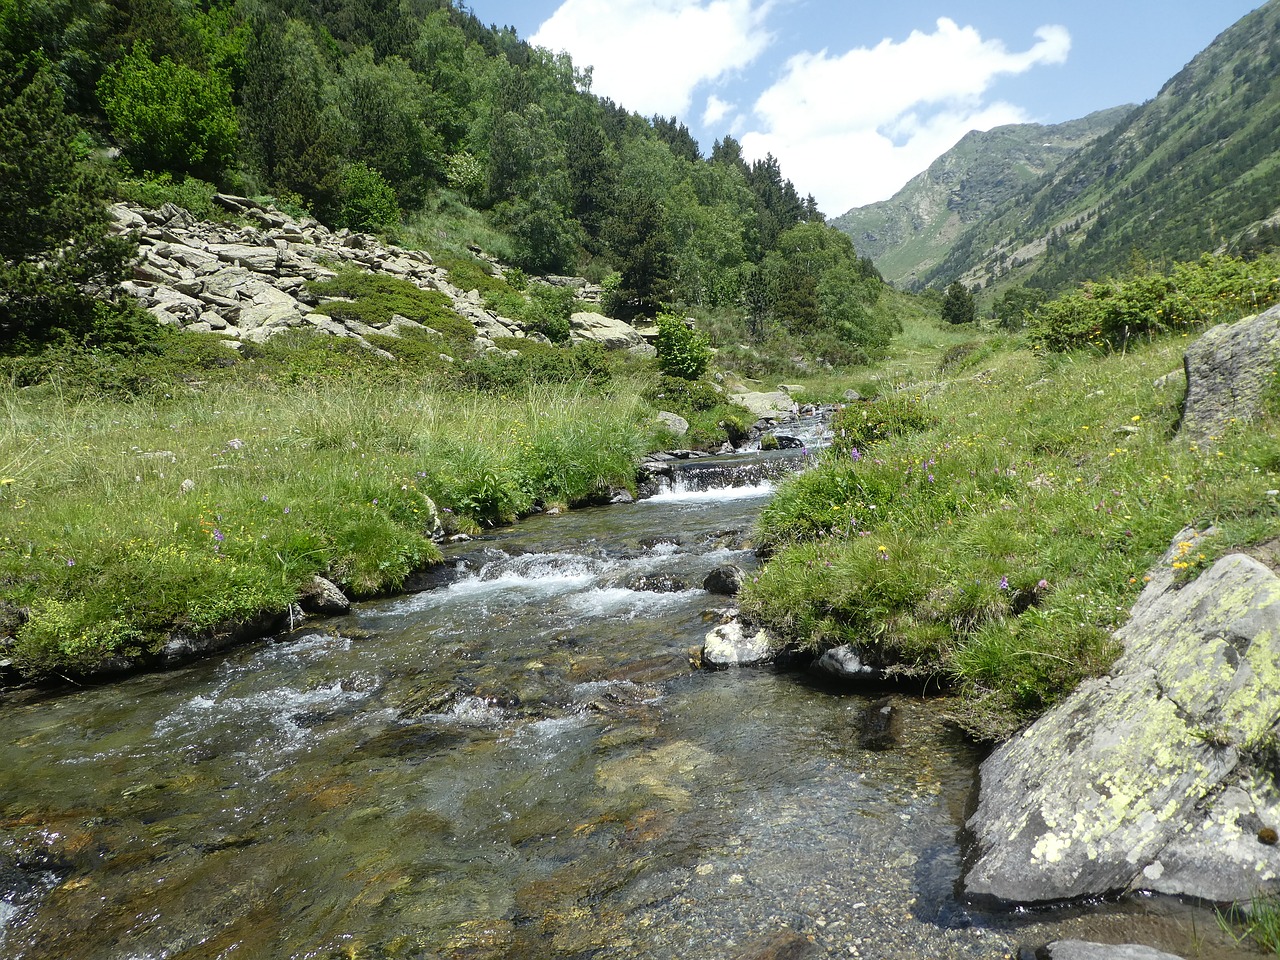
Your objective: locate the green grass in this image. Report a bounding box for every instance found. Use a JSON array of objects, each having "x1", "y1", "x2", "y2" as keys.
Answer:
[
  {"x1": 0, "y1": 378, "x2": 654, "y2": 680},
  {"x1": 742, "y1": 335, "x2": 1280, "y2": 739}
]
